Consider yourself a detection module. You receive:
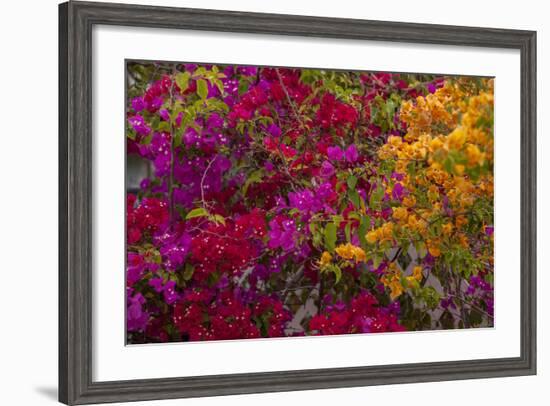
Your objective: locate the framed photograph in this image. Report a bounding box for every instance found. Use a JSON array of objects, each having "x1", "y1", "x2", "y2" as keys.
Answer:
[{"x1": 59, "y1": 1, "x2": 536, "y2": 404}]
